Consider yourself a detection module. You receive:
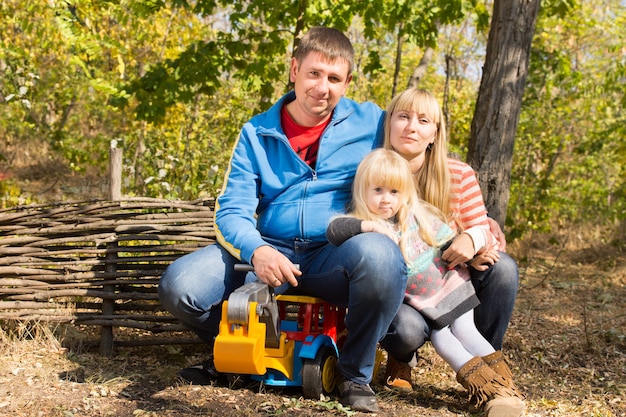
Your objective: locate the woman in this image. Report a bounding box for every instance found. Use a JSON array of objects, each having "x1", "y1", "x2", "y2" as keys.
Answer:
[
  {"x1": 380, "y1": 88, "x2": 520, "y2": 392},
  {"x1": 327, "y1": 149, "x2": 524, "y2": 416}
]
